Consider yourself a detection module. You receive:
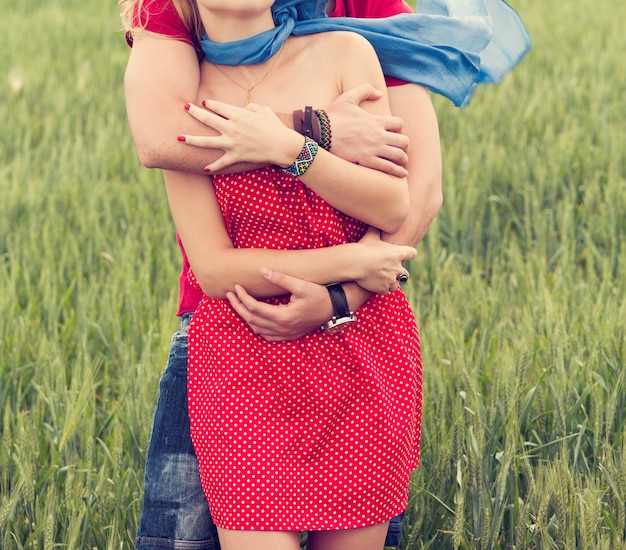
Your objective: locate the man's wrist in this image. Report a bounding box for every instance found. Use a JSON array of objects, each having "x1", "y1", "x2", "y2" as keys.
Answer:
[
  {"x1": 319, "y1": 281, "x2": 371, "y2": 326},
  {"x1": 277, "y1": 111, "x2": 295, "y2": 130},
  {"x1": 320, "y1": 283, "x2": 356, "y2": 334},
  {"x1": 342, "y1": 281, "x2": 372, "y2": 312}
]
